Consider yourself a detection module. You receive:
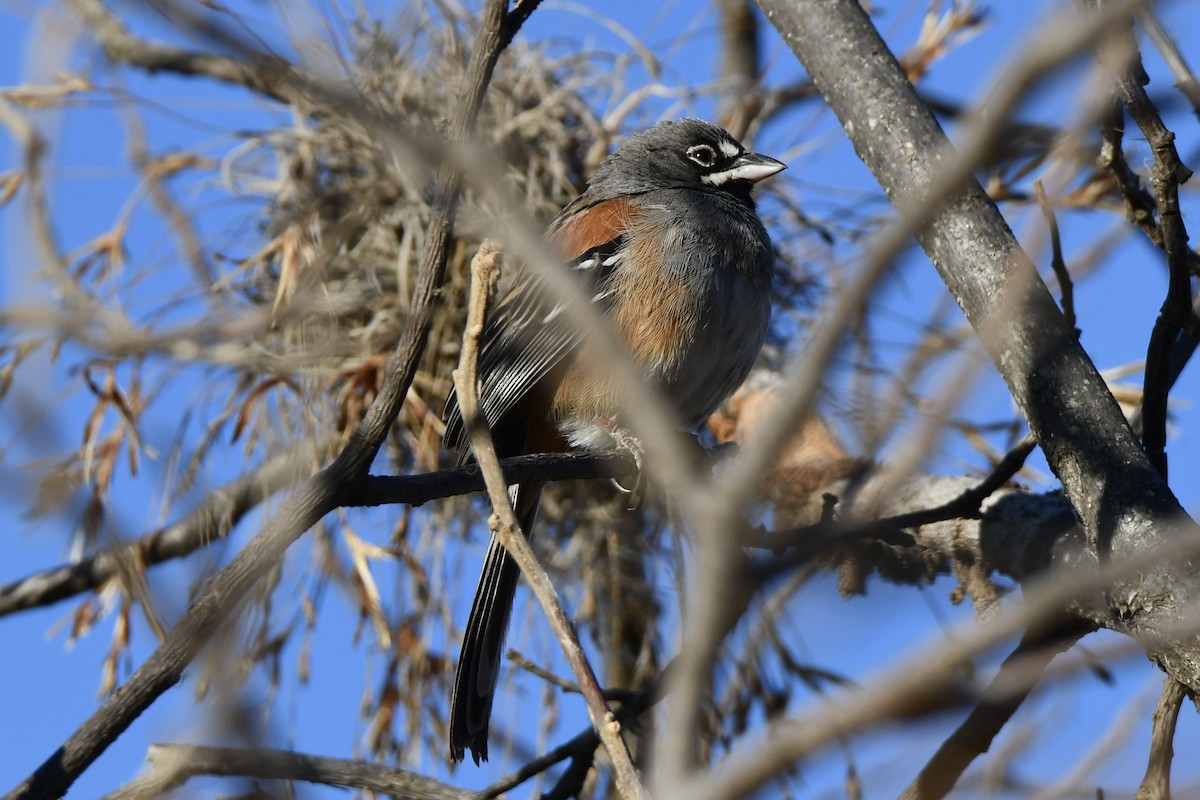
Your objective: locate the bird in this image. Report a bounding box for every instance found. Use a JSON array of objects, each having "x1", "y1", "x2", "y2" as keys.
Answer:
[{"x1": 442, "y1": 118, "x2": 785, "y2": 764}]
